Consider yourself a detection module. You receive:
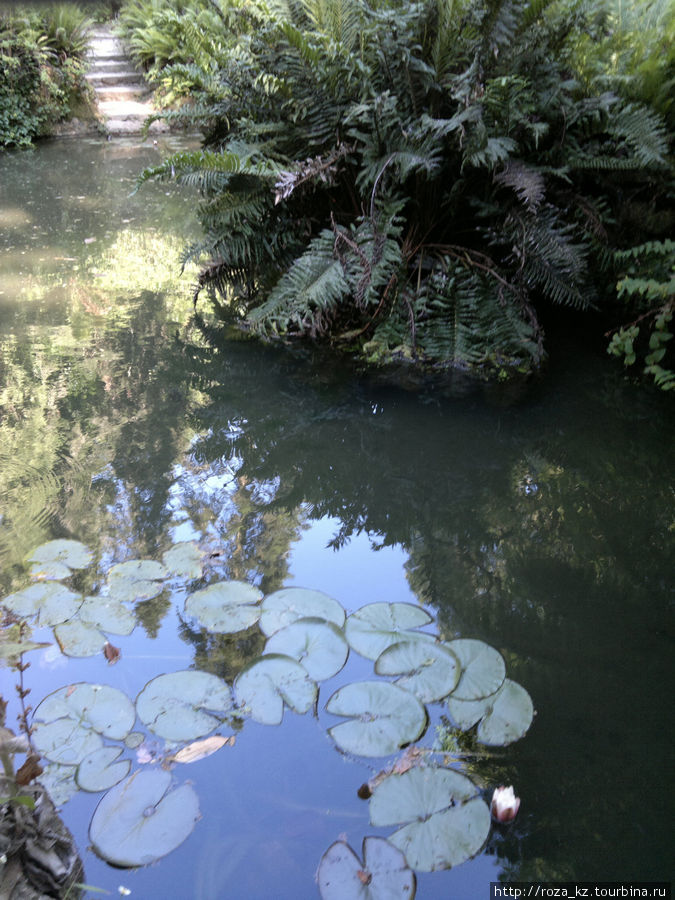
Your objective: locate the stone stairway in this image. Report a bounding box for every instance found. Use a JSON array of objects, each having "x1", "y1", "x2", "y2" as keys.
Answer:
[{"x1": 86, "y1": 26, "x2": 169, "y2": 136}]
